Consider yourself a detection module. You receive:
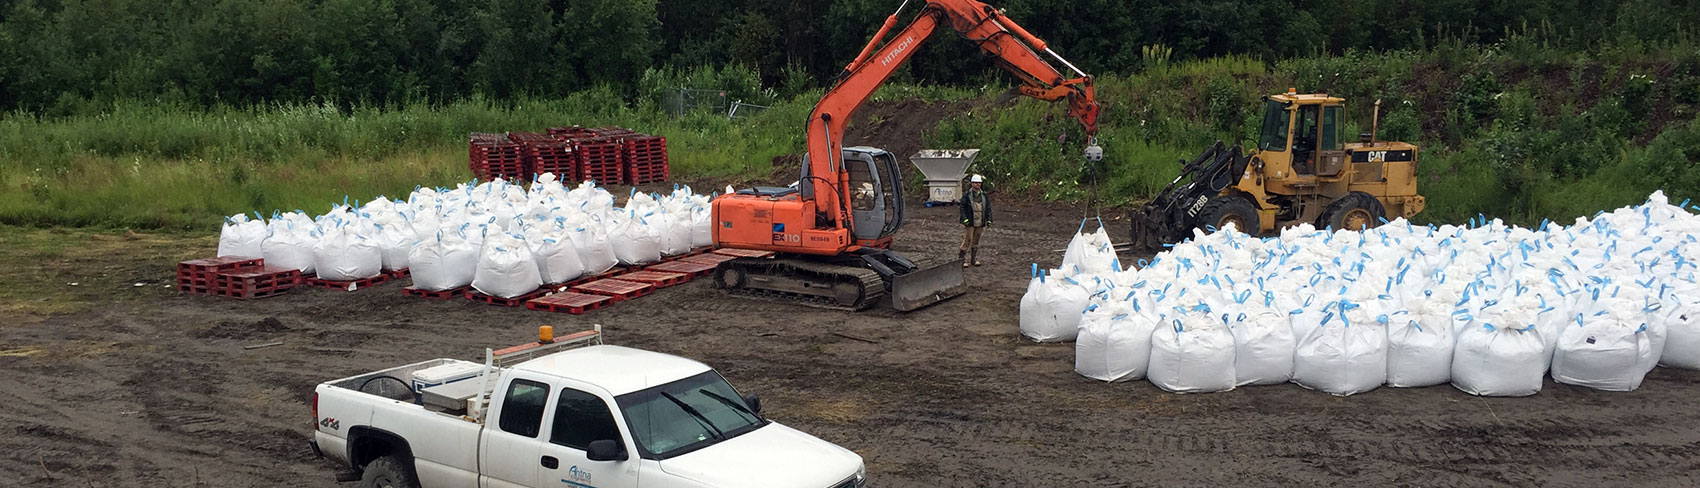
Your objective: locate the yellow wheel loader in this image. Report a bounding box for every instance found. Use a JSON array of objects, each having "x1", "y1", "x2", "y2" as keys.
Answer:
[{"x1": 1128, "y1": 90, "x2": 1425, "y2": 250}]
